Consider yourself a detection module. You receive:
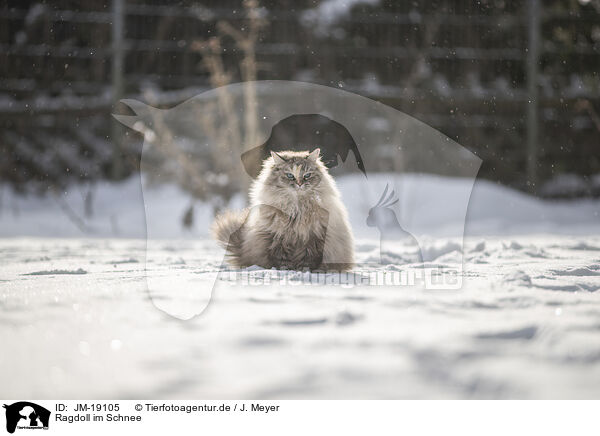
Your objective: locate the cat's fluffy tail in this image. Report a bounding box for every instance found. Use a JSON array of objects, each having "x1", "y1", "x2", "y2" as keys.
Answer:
[{"x1": 211, "y1": 209, "x2": 249, "y2": 264}]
